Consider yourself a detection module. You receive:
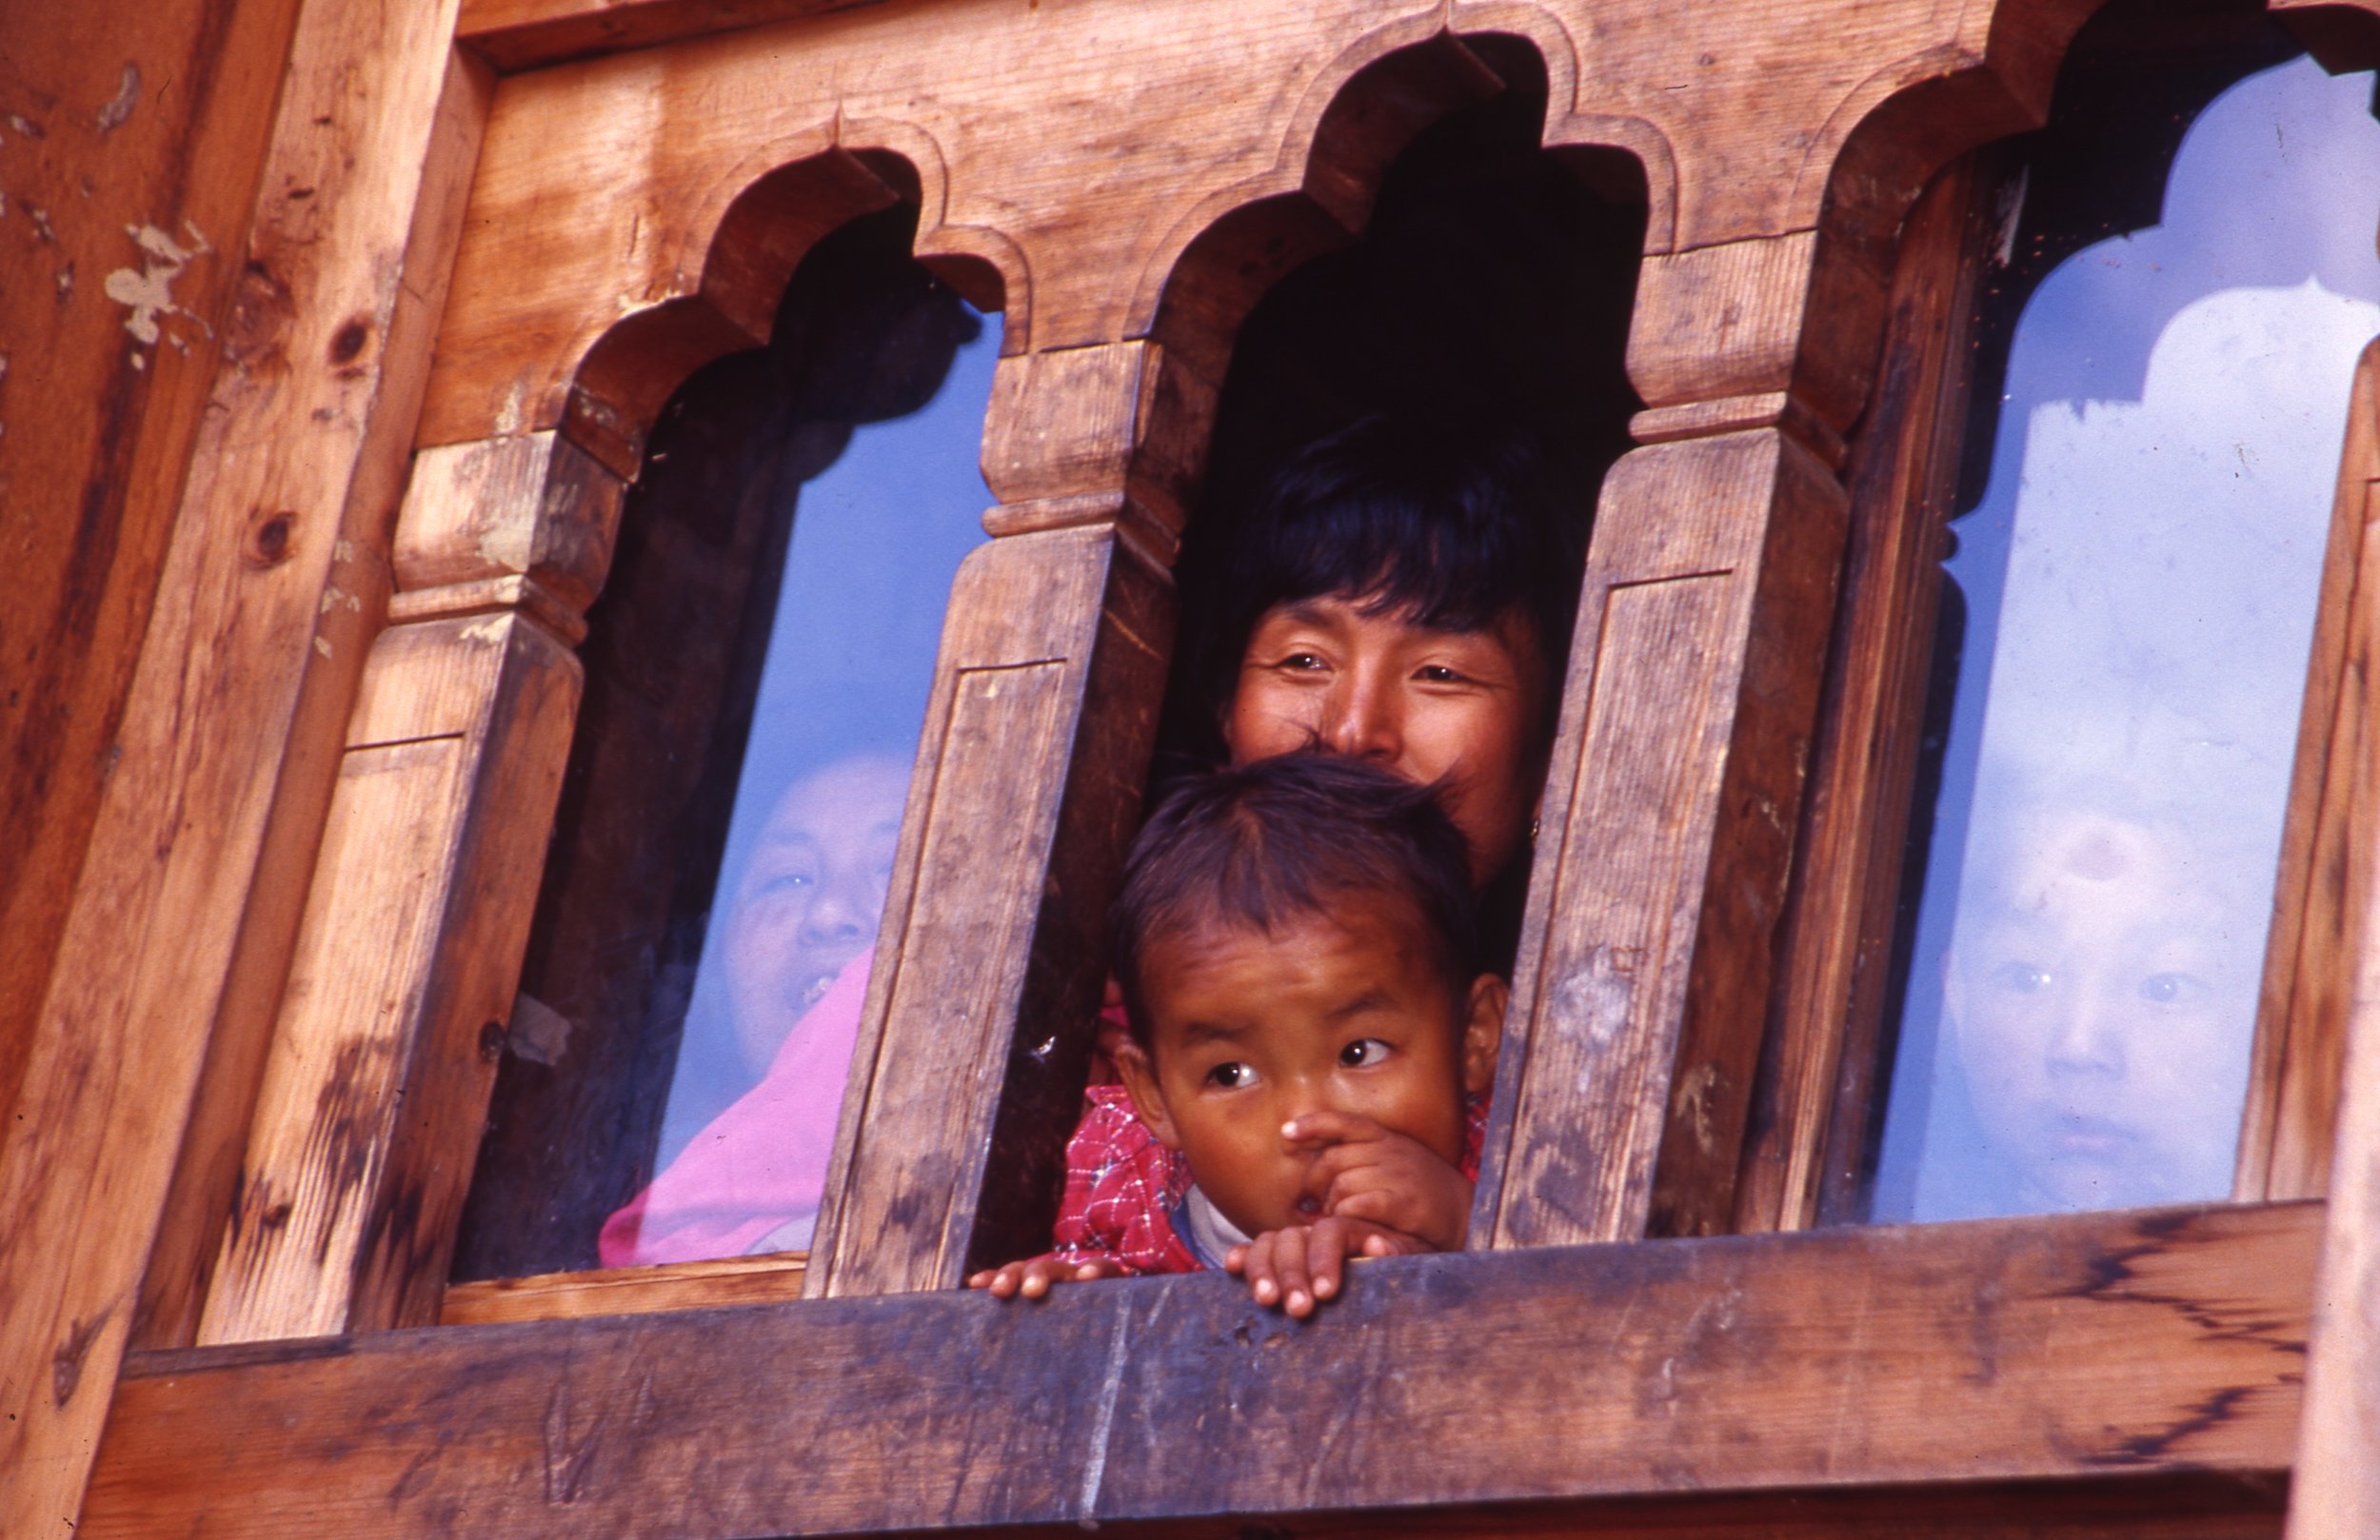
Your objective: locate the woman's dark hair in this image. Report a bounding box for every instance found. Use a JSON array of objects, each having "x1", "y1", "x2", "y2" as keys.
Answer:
[
  {"x1": 1180, "y1": 413, "x2": 1582, "y2": 745},
  {"x1": 1111, "y1": 752, "x2": 1479, "y2": 1048}
]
